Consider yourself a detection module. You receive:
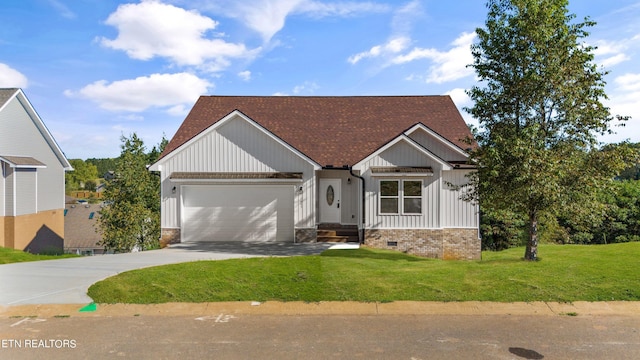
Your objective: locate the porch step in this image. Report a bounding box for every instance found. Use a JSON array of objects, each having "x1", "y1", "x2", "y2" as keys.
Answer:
[
  {"x1": 317, "y1": 225, "x2": 359, "y2": 243},
  {"x1": 317, "y1": 235, "x2": 359, "y2": 243}
]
